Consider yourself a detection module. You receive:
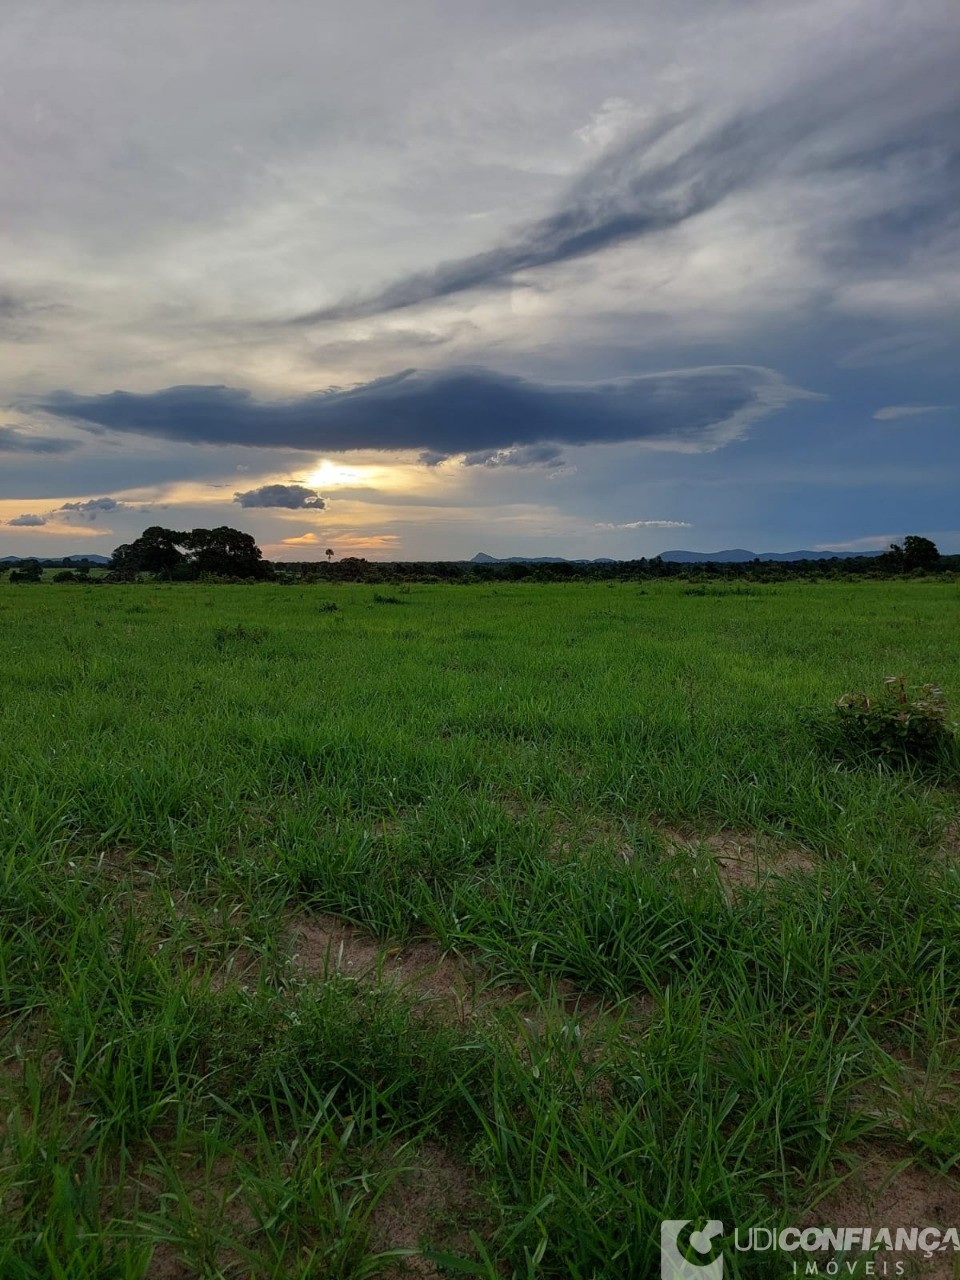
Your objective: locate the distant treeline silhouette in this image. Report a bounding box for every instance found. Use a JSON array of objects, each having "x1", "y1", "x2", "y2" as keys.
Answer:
[{"x1": 5, "y1": 532, "x2": 953, "y2": 583}]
